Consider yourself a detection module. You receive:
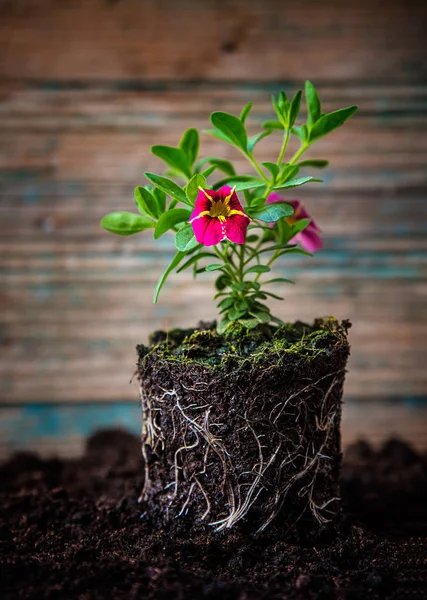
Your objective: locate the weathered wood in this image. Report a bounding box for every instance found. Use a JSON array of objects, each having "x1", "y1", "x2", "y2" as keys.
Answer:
[
  {"x1": 0, "y1": 0, "x2": 426, "y2": 83},
  {"x1": 0, "y1": 0, "x2": 426, "y2": 461}
]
